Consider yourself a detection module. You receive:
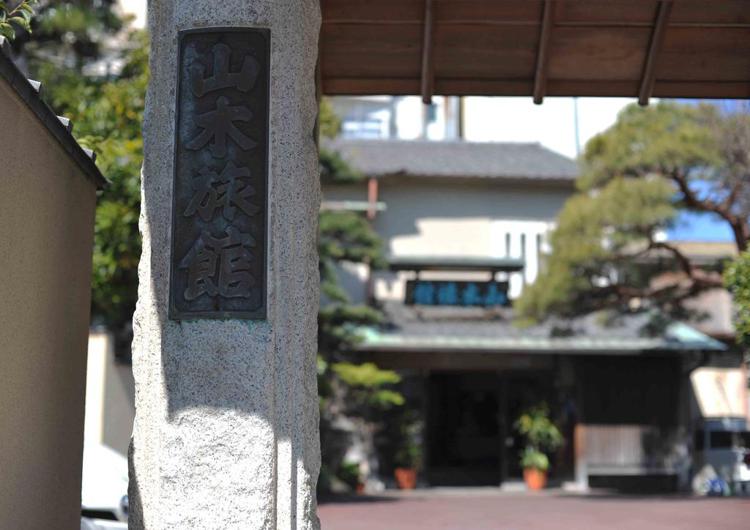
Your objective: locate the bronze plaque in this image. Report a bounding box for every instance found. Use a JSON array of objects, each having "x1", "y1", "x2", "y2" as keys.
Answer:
[{"x1": 169, "y1": 28, "x2": 269, "y2": 320}]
